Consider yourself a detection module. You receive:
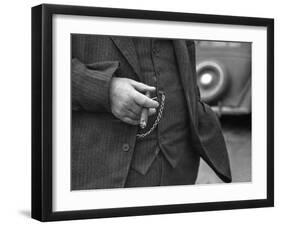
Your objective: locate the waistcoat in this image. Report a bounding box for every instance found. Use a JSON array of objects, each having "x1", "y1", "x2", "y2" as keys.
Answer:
[{"x1": 131, "y1": 38, "x2": 191, "y2": 175}]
